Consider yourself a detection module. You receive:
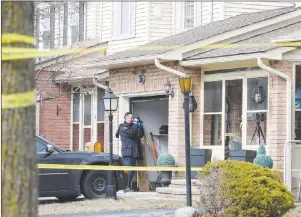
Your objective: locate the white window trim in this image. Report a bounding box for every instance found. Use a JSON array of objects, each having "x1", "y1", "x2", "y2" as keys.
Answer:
[
  {"x1": 112, "y1": 2, "x2": 136, "y2": 40},
  {"x1": 200, "y1": 69, "x2": 269, "y2": 151},
  {"x1": 71, "y1": 87, "x2": 106, "y2": 150}
]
